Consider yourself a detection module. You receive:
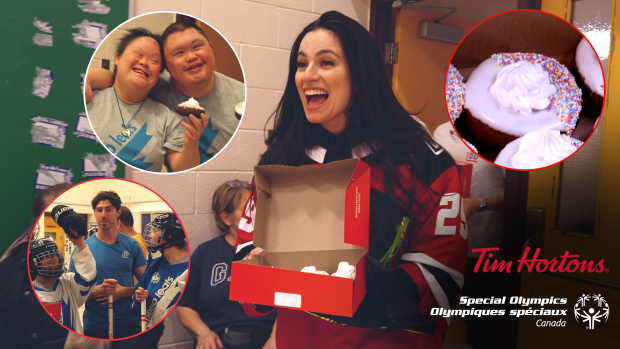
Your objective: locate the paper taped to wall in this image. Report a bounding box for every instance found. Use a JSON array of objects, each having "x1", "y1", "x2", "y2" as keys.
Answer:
[
  {"x1": 33, "y1": 33, "x2": 53, "y2": 47},
  {"x1": 78, "y1": 0, "x2": 111, "y2": 15},
  {"x1": 74, "y1": 112, "x2": 97, "y2": 141},
  {"x1": 32, "y1": 67, "x2": 54, "y2": 98},
  {"x1": 83, "y1": 153, "x2": 116, "y2": 177},
  {"x1": 34, "y1": 164, "x2": 73, "y2": 190},
  {"x1": 72, "y1": 20, "x2": 107, "y2": 49},
  {"x1": 30, "y1": 116, "x2": 68, "y2": 149},
  {"x1": 33, "y1": 17, "x2": 52, "y2": 33}
]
